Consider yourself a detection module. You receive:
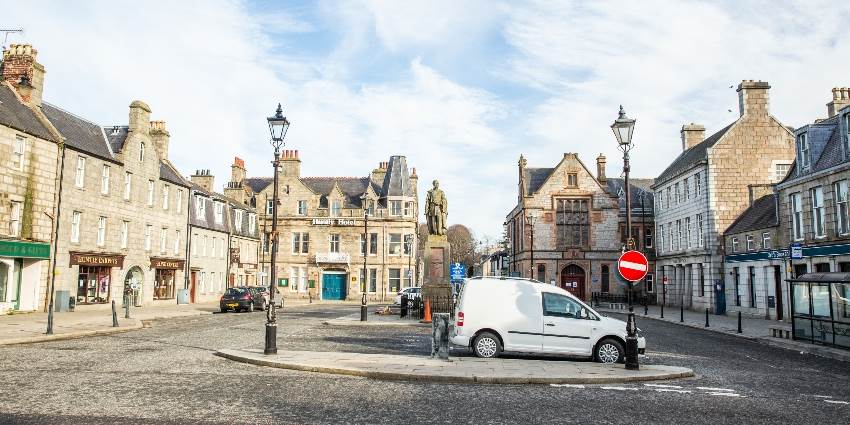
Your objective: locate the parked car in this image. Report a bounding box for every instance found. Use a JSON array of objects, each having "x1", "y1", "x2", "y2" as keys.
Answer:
[
  {"x1": 220, "y1": 287, "x2": 265, "y2": 313},
  {"x1": 247, "y1": 286, "x2": 283, "y2": 309},
  {"x1": 451, "y1": 277, "x2": 646, "y2": 363},
  {"x1": 394, "y1": 287, "x2": 422, "y2": 305}
]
